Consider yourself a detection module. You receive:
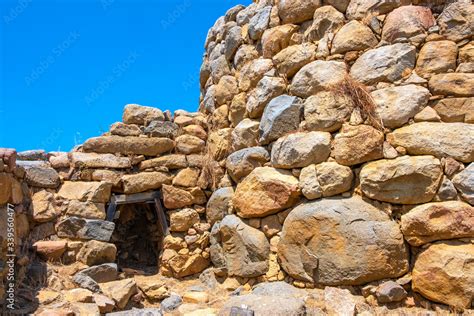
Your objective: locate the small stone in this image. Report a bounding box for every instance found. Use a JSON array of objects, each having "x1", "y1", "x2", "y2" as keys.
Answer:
[
  {"x1": 376, "y1": 281, "x2": 407, "y2": 303},
  {"x1": 170, "y1": 208, "x2": 200, "y2": 232},
  {"x1": 100, "y1": 278, "x2": 138, "y2": 309},
  {"x1": 123, "y1": 104, "x2": 164, "y2": 125}
]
